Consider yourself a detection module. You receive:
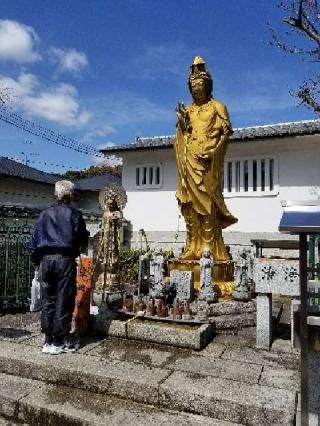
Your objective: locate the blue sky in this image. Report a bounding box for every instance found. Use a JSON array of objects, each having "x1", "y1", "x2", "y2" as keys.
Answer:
[{"x1": 0, "y1": 0, "x2": 317, "y2": 172}]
